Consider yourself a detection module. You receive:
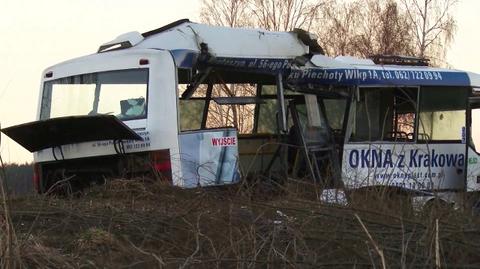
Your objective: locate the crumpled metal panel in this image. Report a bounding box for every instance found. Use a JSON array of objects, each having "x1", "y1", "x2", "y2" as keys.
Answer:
[{"x1": 1, "y1": 115, "x2": 143, "y2": 152}]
